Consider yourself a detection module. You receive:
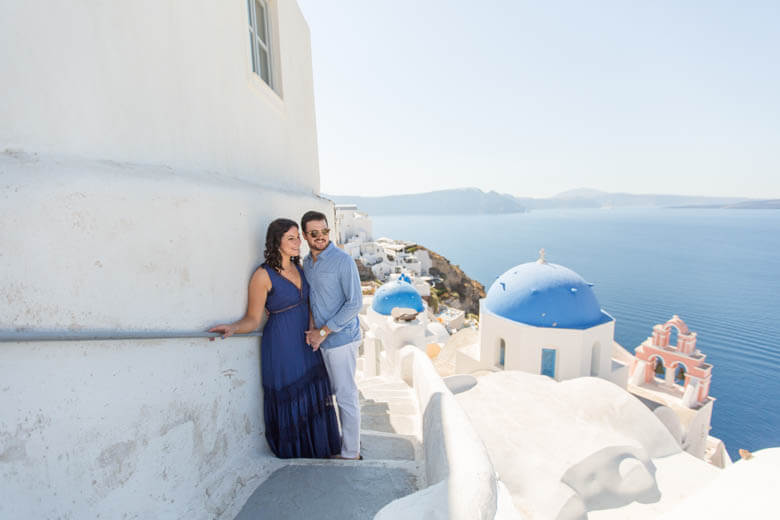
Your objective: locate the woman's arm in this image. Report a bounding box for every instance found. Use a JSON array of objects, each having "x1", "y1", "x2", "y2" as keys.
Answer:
[{"x1": 208, "y1": 268, "x2": 271, "y2": 340}]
